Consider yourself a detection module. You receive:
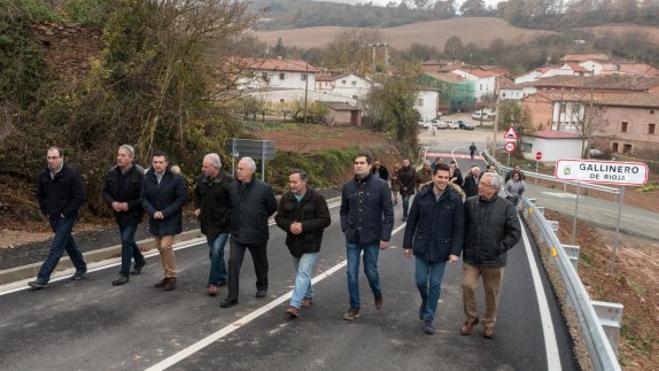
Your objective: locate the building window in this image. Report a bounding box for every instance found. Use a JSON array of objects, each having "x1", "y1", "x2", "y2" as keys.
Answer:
[
  {"x1": 612, "y1": 142, "x2": 619, "y2": 152},
  {"x1": 521, "y1": 142, "x2": 533, "y2": 153},
  {"x1": 623, "y1": 144, "x2": 632, "y2": 154},
  {"x1": 301, "y1": 74, "x2": 307, "y2": 81},
  {"x1": 280, "y1": 99, "x2": 285, "y2": 103},
  {"x1": 649, "y1": 123, "x2": 656, "y2": 135},
  {"x1": 261, "y1": 72, "x2": 268, "y2": 80},
  {"x1": 417, "y1": 99, "x2": 424, "y2": 106},
  {"x1": 351, "y1": 81, "x2": 357, "y2": 86},
  {"x1": 620, "y1": 121, "x2": 629, "y2": 132},
  {"x1": 502, "y1": 93, "x2": 507, "y2": 98},
  {"x1": 279, "y1": 73, "x2": 285, "y2": 80},
  {"x1": 342, "y1": 80, "x2": 347, "y2": 85}
]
